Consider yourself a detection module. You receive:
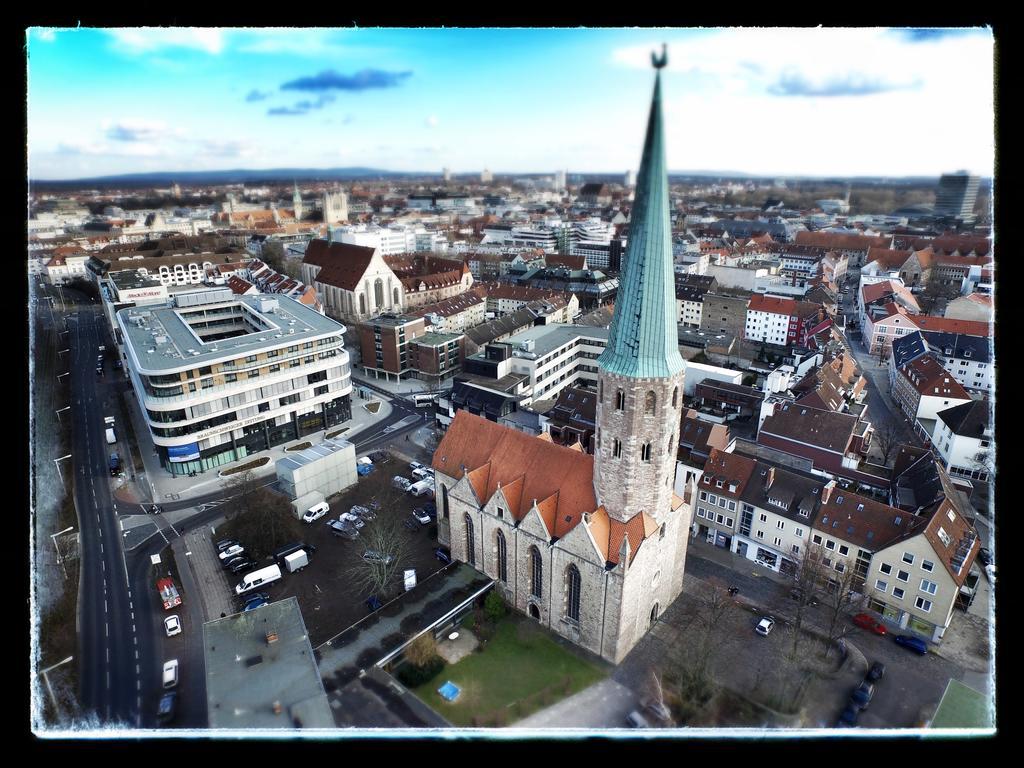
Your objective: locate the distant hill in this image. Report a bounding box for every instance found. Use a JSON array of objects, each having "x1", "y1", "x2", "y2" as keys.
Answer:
[{"x1": 30, "y1": 167, "x2": 428, "y2": 188}]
